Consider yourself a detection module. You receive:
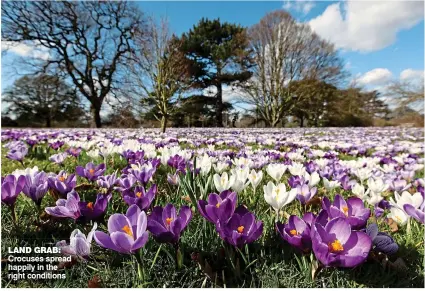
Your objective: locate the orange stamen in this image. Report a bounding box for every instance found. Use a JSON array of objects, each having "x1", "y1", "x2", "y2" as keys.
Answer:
[
  {"x1": 122, "y1": 225, "x2": 133, "y2": 237},
  {"x1": 289, "y1": 229, "x2": 298, "y2": 236},
  {"x1": 89, "y1": 169, "x2": 95, "y2": 174},
  {"x1": 58, "y1": 176, "x2": 65, "y2": 182},
  {"x1": 136, "y1": 192, "x2": 142, "y2": 198},
  {"x1": 237, "y1": 226, "x2": 244, "y2": 234},
  {"x1": 216, "y1": 203, "x2": 220, "y2": 208},
  {"x1": 342, "y1": 206, "x2": 349, "y2": 215},
  {"x1": 87, "y1": 202, "x2": 94, "y2": 210},
  {"x1": 166, "y1": 218, "x2": 173, "y2": 225},
  {"x1": 328, "y1": 240, "x2": 344, "y2": 252}
]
